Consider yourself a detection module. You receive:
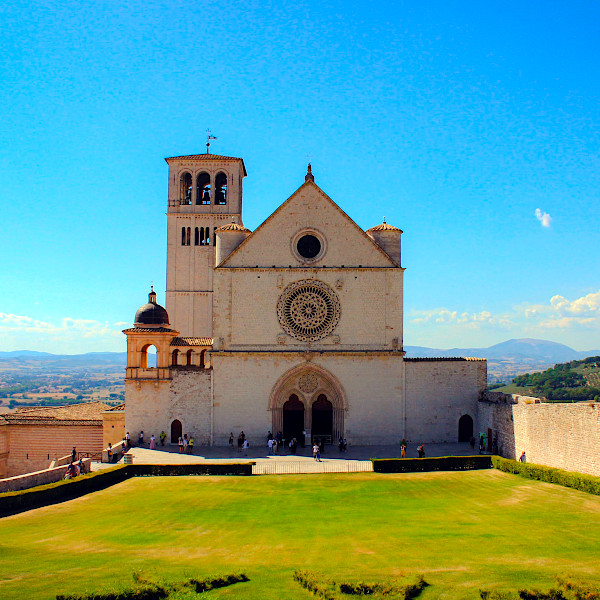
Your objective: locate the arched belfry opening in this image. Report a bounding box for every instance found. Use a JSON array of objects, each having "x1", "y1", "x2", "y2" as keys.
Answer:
[
  {"x1": 180, "y1": 172, "x2": 192, "y2": 205},
  {"x1": 269, "y1": 365, "x2": 346, "y2": 445},
  {"x1": 215, "y1": 172, "x2": 227, "y2": 205},
  {"x1": 197, "y1": 172, "x2": 211, "y2": 205}
]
